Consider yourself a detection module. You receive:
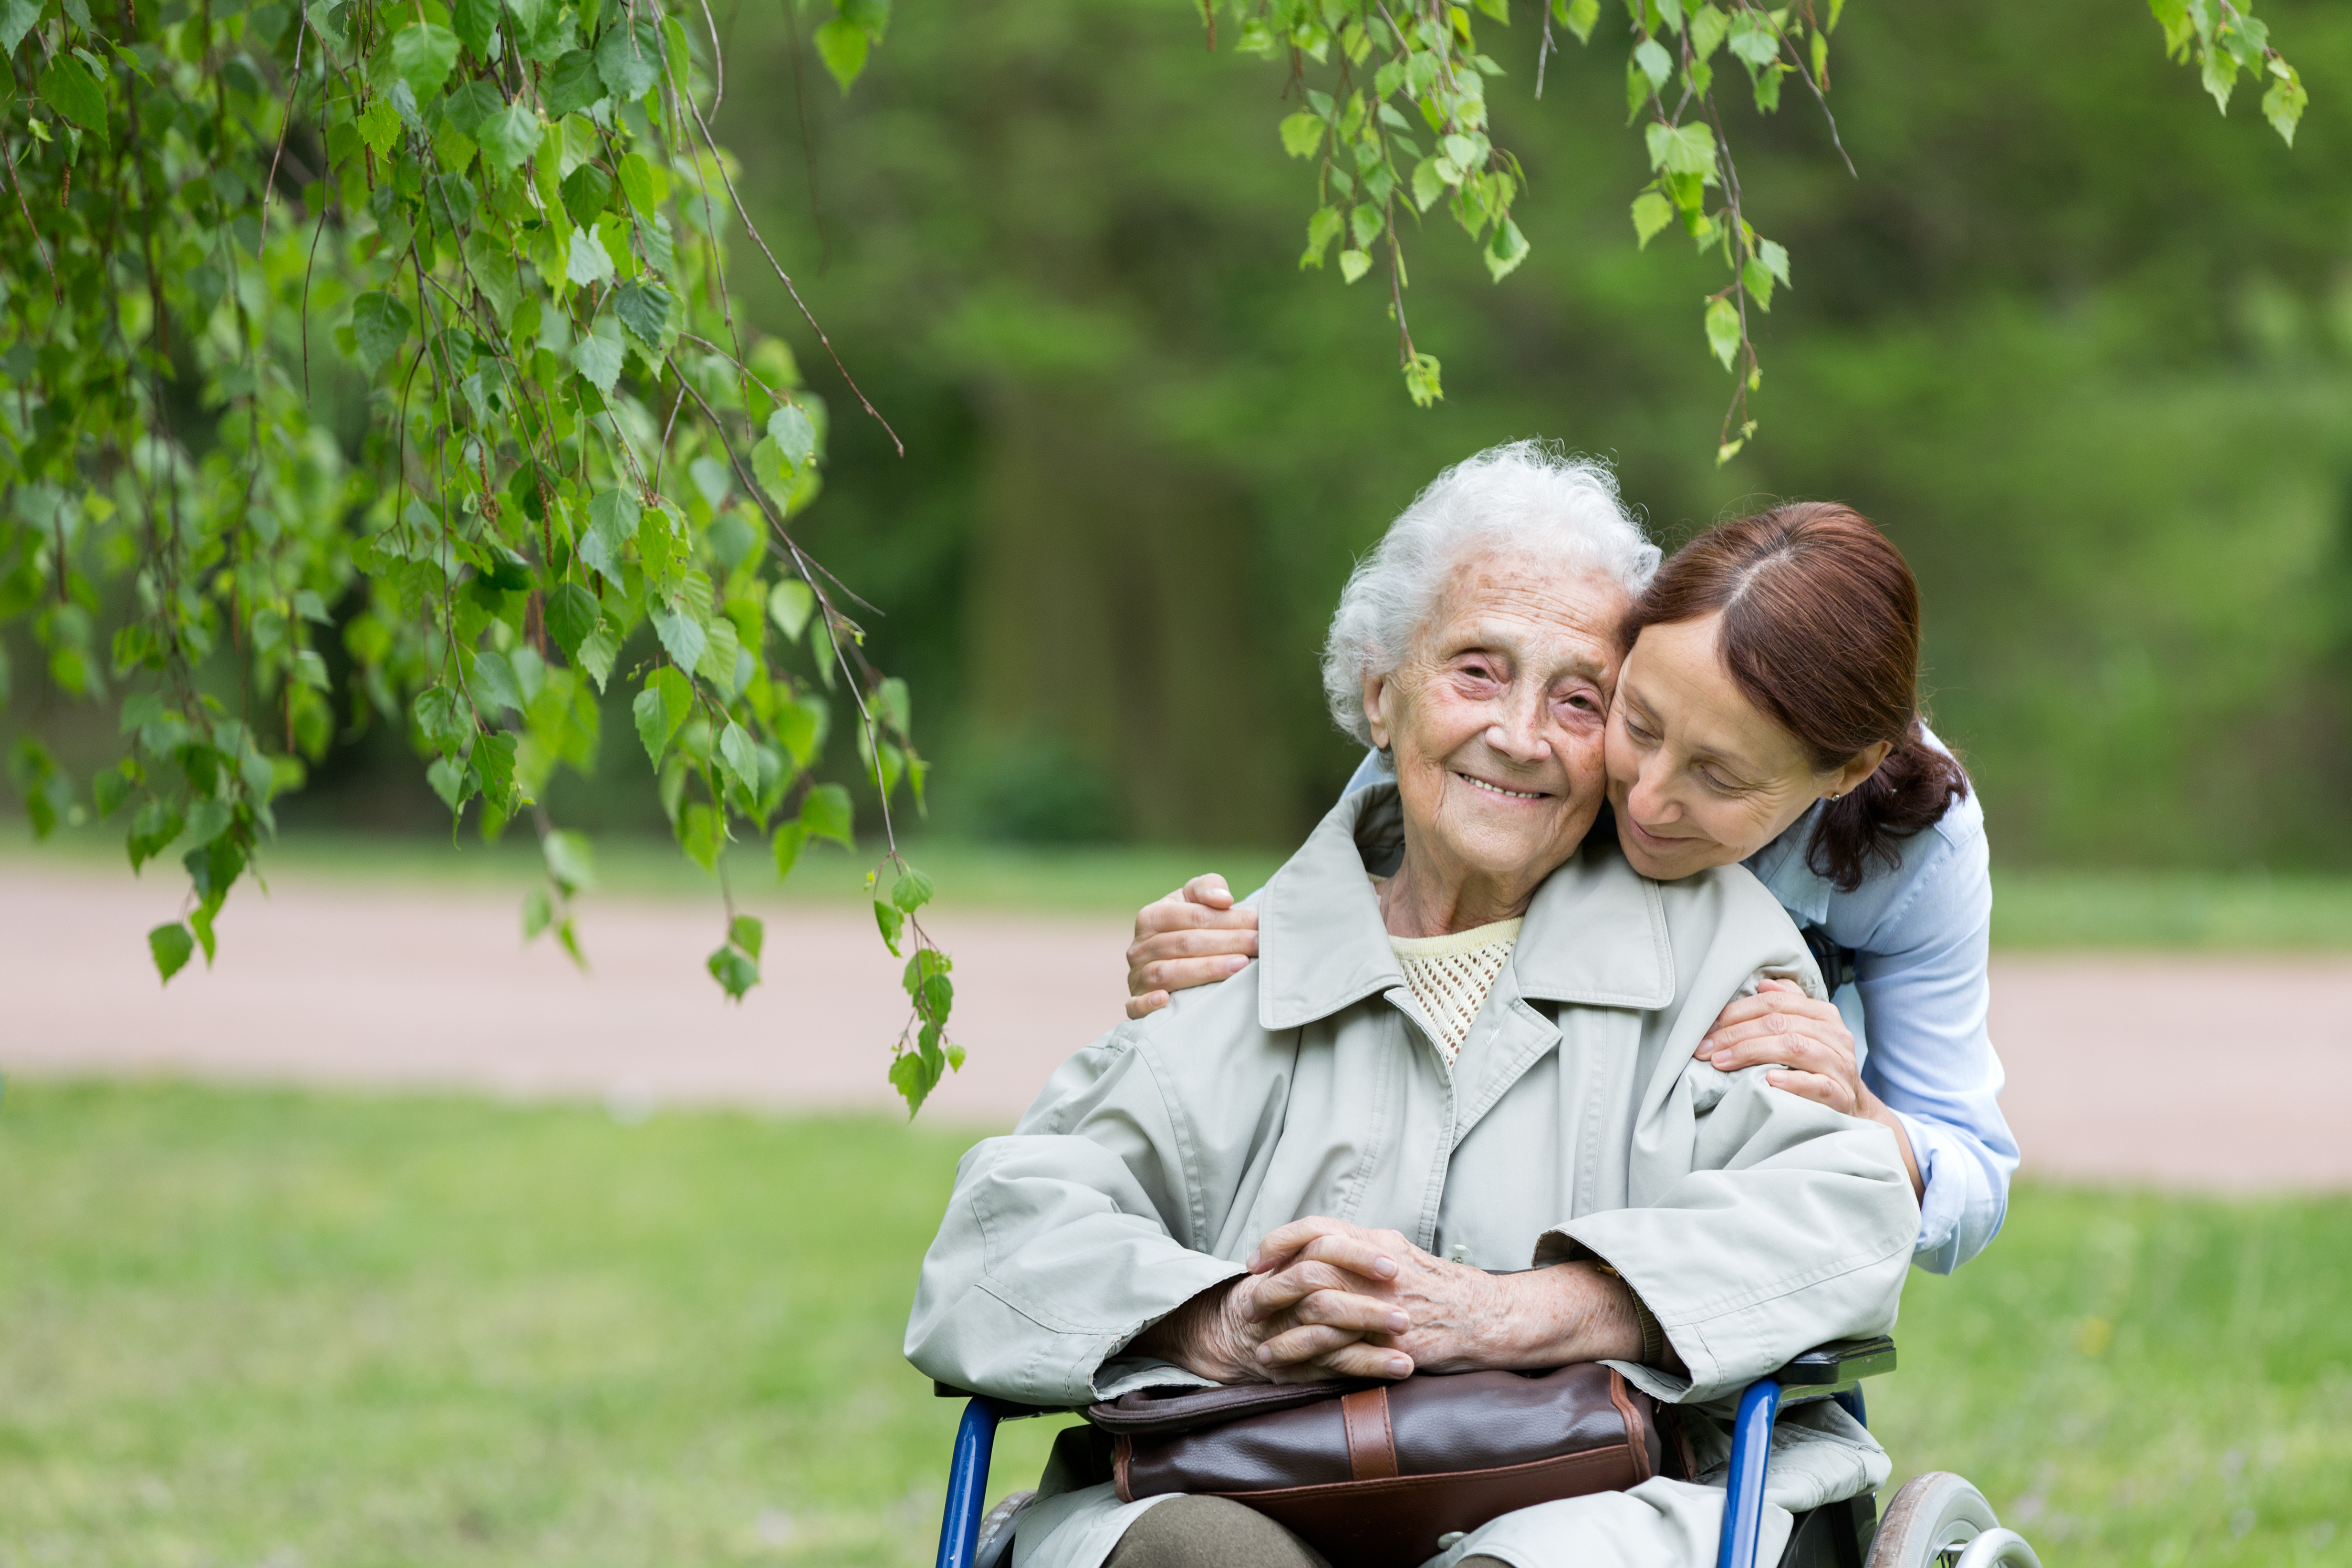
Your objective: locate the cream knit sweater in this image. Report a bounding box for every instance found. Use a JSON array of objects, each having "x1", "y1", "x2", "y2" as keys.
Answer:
[{"x1": 1387, "y1": 916, "x2": 1523, "y2": 1066}]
